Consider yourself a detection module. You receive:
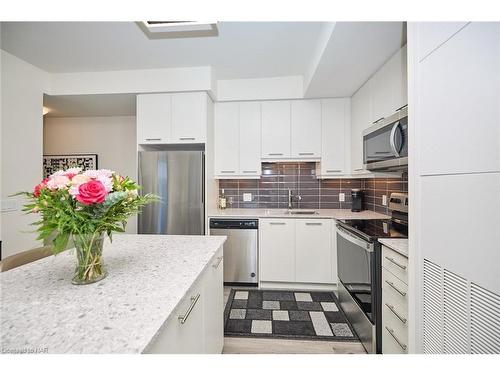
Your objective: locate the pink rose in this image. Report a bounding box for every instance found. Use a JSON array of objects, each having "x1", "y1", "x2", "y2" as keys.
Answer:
[{"x1": 75, "y1": 180, "x2": 107, "y2": 205}]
